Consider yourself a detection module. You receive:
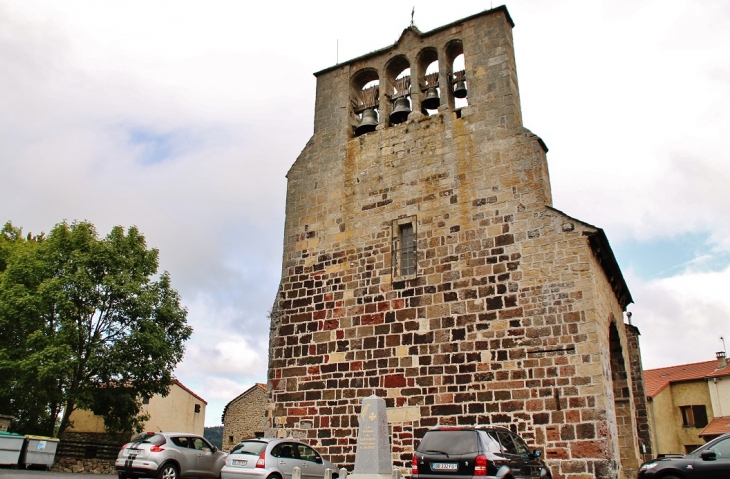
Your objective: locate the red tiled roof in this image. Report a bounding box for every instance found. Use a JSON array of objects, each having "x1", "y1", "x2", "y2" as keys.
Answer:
[
  {"x1": 699, "y1": 416, "x2": 730, "y2": 437},
  {"x1": 172, "y1": 379, "x2": 207, "y2": 405},
  {"x1": 705, "y1": 364, "x2": 730, "y2": 378},
  {"x1": 644, "y1": 360, "x2": 718, "y2": 398}
]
